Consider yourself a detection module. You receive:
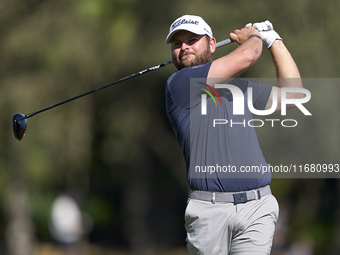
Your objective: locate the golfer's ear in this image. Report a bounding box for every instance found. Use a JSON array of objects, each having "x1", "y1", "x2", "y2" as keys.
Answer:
[{"x1": 210, "y1": 37, "x2": 216, "y2": 54}]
